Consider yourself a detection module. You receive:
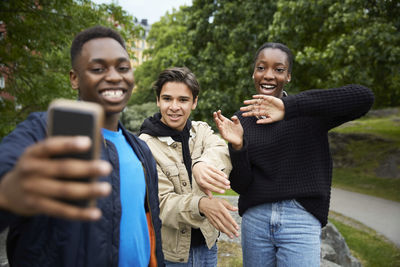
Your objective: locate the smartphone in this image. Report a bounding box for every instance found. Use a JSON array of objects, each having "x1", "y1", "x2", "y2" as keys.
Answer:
[{"x1": 47, "y1": 99, "x2": 104, "y2": 206}]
